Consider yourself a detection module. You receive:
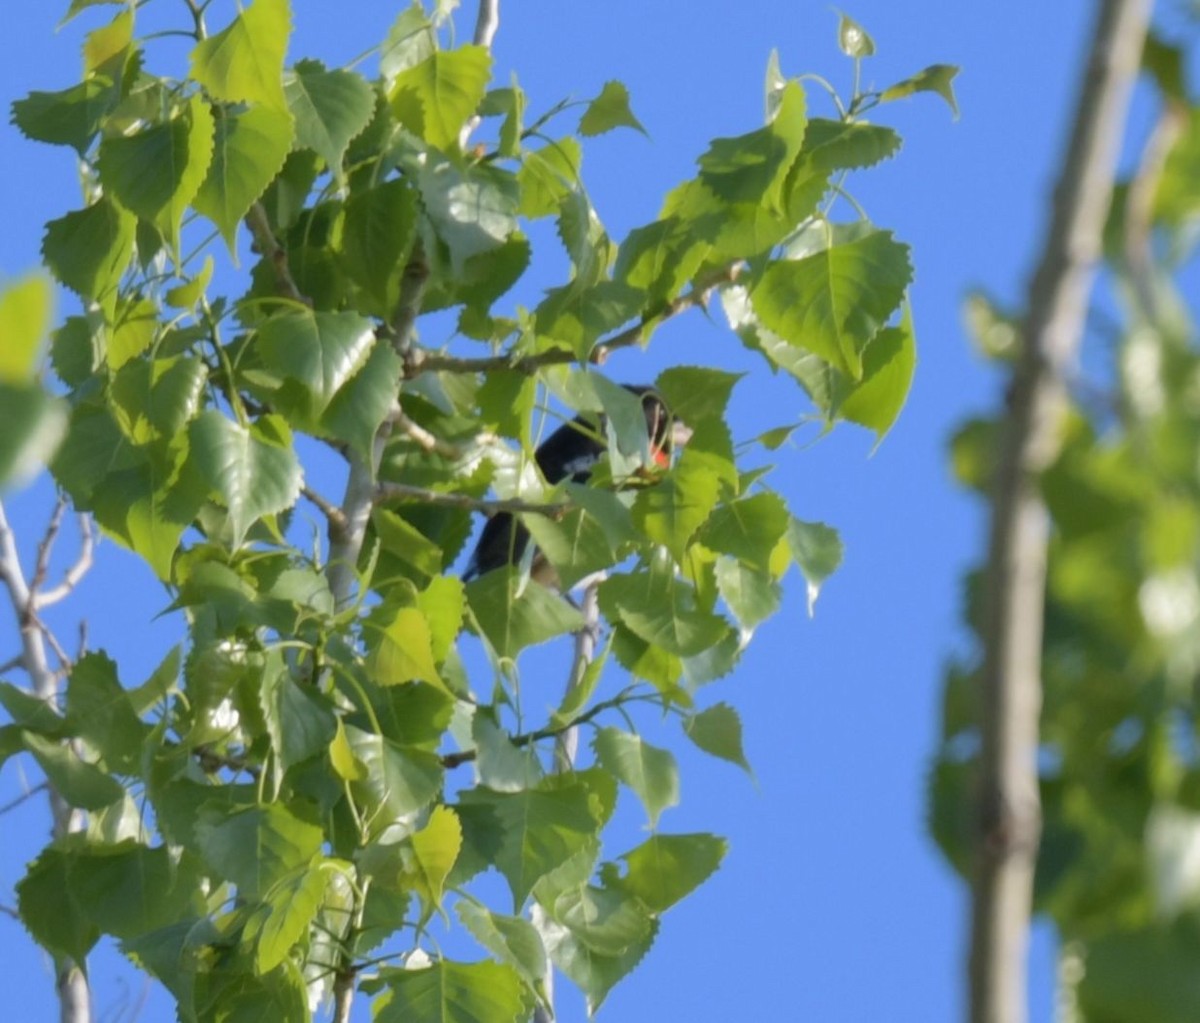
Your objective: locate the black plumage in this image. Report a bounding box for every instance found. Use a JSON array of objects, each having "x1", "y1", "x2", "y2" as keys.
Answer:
[{"x1": 463, "y1": 386, "x2": 677, "y2": 582}]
